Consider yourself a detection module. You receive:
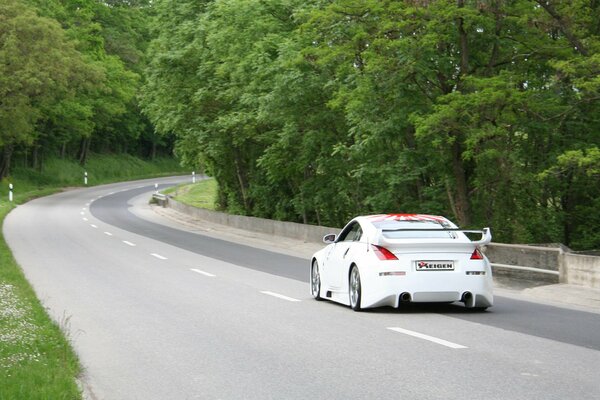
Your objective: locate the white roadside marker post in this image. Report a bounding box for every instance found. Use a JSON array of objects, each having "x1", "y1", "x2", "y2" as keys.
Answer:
[
  {"x1": 154, "y1": 183, "x2": 158, "y2": 194},
  {"x1": 84, "y1": 171, "x2": 88, "y2": 186},
  {"x1": 192, "y1": 171, "x2": 196, "y2": 184},
  {"x1": 9, "y1": 183, "x2": 13, "y2": 202}
]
